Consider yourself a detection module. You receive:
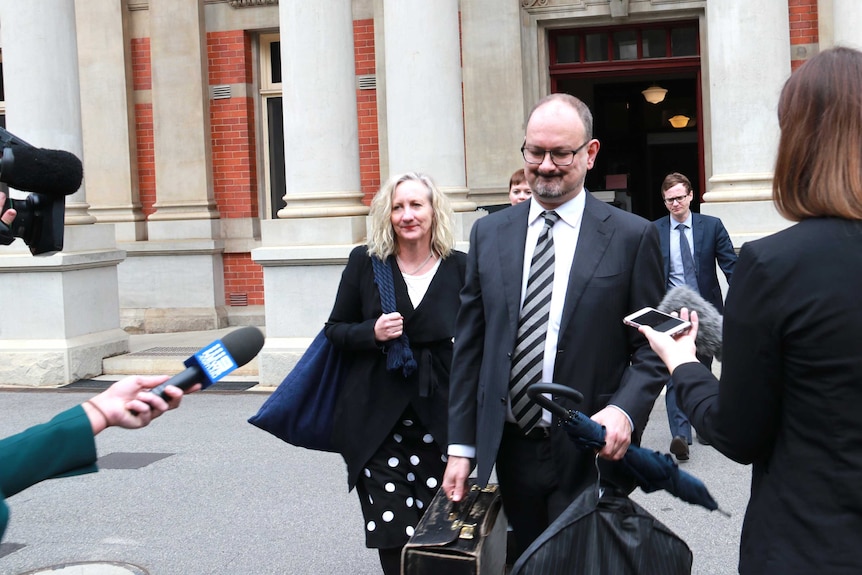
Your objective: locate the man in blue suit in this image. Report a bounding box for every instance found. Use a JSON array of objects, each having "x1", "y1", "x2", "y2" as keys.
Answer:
[{"x1": 653, "y1": 172, "x2": 736, "y2": 460}]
